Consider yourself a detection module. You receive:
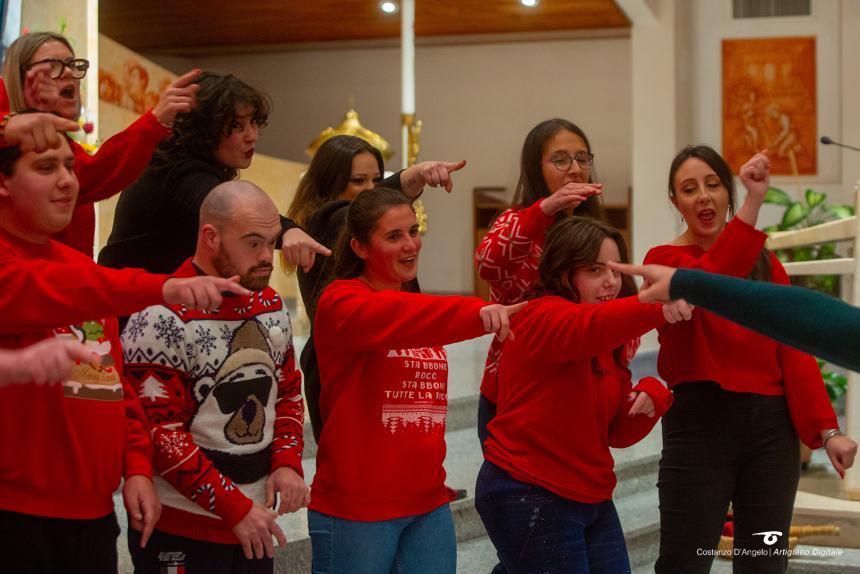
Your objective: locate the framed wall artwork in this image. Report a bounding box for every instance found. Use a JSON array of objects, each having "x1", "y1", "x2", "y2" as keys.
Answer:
[{"x1": 722, "y1": 36, "x2": 816, "y2": 176}]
